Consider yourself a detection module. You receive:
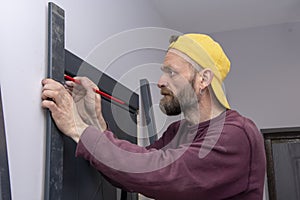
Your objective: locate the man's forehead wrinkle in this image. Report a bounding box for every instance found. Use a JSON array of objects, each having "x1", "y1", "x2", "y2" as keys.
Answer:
[{"x1": 168, "y1": 48, "x2": 203, "y2": 72}]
